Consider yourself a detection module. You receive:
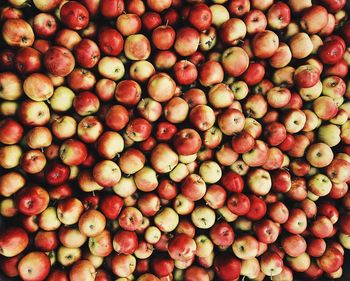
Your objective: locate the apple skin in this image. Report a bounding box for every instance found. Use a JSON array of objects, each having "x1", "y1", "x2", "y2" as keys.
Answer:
[
  {"x1": 45, "y1": 162, "x2": 70, "y2": 186},
  {"x1": 69, "y1": 259, "x2": 96, "y2": 281},
  {"x1": 15, "y1": 47, "x2": 42, "y2": 75},
  {"x1": 78, "y1": 209, "x2": 106, "y2": 237},
  {"x1": 209, "y1": 221, "x2": 234, "y2": 249},
  {"x1": 318, "y1": 40, "x2": 345, "y2": 65},
  {"x1": 168, "y1": 234, "x2": 196, "y2": 262},
  {"x1": 34, "y1": 231, "x2": 58, "y2": 252},
  {"x1": 173, "y1": 128, "x2": 202, "y2": 156},
  {"x1": 46, "y1": 269, "x2": 69, "y2": 281},
  {"x1": 174, "y1": 27, "x2": 200, "y2": 57},
  {"x1": 317, "y1": 247, "x2": 344, "y2": 274},
  {"x1": 300, "y1": 5, "x2": 328, "y2": 34},
  {"x1": 246, "y1": 195, "x2": 267, "y2": 221},
  {"x1": 0, "y1": 118, "x2": 23, "y2": 145},
  {"x1": 222, "y1": 47, "x2": 249, "y2": 77},
  {"x1": 18, "y1": 251, "x2": 51, "y2": 281},
  {"x1": 16, "y1": 185, "x2": 49, "y2": 216},
  {"x1": 43, "y1": 46, "x2": 75, "y2": 77},
  {"x1": 214, "y1": 253, "x2": 241, "y2": 281},
  {"x1": 227, "y1": 192, "x2": 251, "y2": 216},
  {"x1": 60, "y1": 1, "x2": 90, "y2": 30},
  {"x1": 0, "y1": 254, "x2": 22, "y2": 278},
  {"x1": 59, "y1": 139, "x2": 88, "y2": 166},
  {"x1": 0, "y1": 227, "x2": 28, "y2": 257},
  {"x1": 100, "y1": 0, "x2": 124, "y2": 19},
  {"x1": 97, "y1": 27, "x2": 124, "y2": 56},
  {"x1": 152, "y1": 25, "x2": 175, "y2": 50},
  {"x1": 2, "y1": 19, "x2": 35, "y2": 47},
  {"x1": 99, "y1": 195, "x2": 123, "y2": 220},
  {"x1": 73, "y1": 39, "x2": 100, "y2": 69},
  {"x1": 151, "y1": 255, "x2": 174, "y2": 277}
]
